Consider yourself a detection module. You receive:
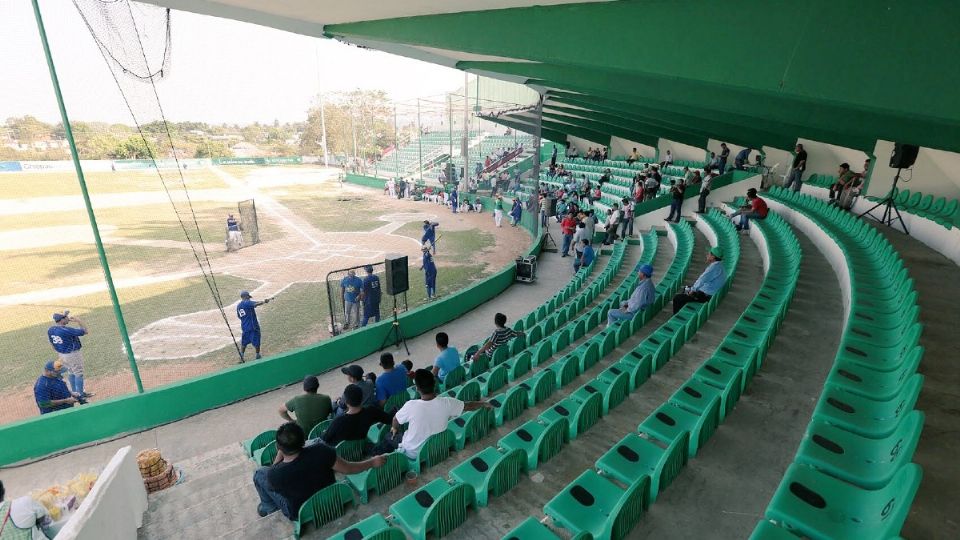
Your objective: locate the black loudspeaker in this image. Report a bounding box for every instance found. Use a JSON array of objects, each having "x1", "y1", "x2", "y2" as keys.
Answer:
[
  {"x1": 545, "y1": 196, "x2": 557, "y2": 217},
  {"x1": 890, "y1": 143, "x2": 919, "y2": 169},
  {"x1": 384, "y1": 256, "x2": 409, "y2": 295}
]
